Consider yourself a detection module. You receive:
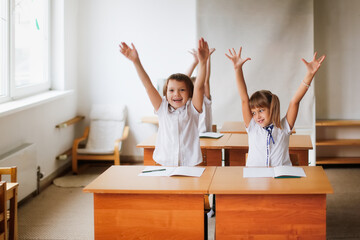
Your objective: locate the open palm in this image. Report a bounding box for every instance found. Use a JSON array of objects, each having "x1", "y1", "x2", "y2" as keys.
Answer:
[
  {"x1": 225, "y1": 47, "x2": 251, "y2": 69},
  {"x1": 119, "y1": 42, "x2": 138, "y2": 62},
  {"x1": 302, "y1": 52, "x2": 326, "y2": 75}
]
